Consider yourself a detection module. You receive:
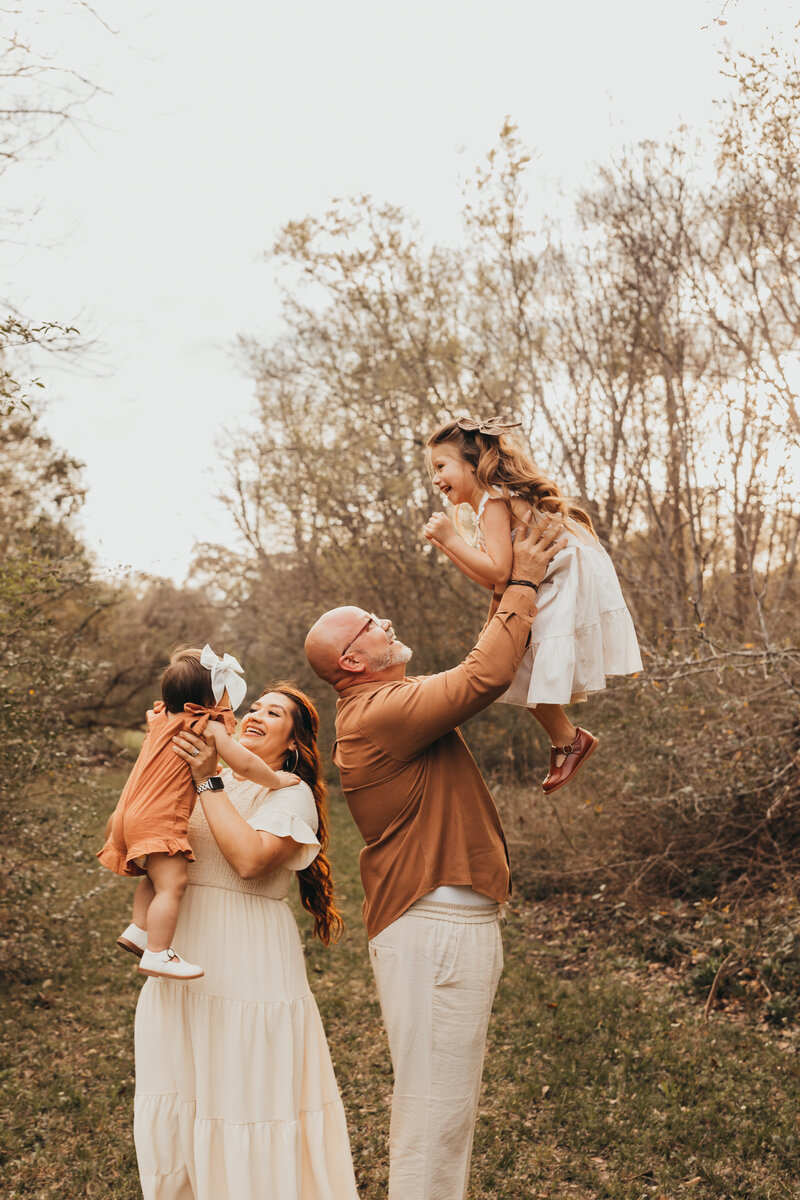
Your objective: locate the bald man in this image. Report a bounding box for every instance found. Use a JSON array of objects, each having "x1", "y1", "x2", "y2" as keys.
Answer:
[{"x1": 305, "y1": 520, "x2": 565, "y2": 1200}]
